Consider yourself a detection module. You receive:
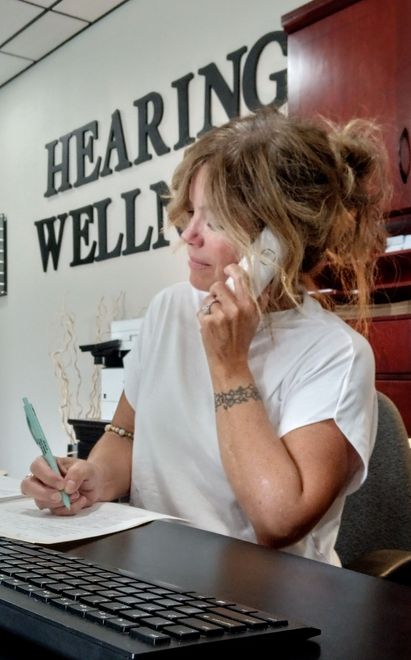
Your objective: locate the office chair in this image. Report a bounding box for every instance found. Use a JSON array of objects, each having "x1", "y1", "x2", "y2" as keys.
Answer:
[{"x1": 335, "y1": 391, "x2": 411, "y2": 586}]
